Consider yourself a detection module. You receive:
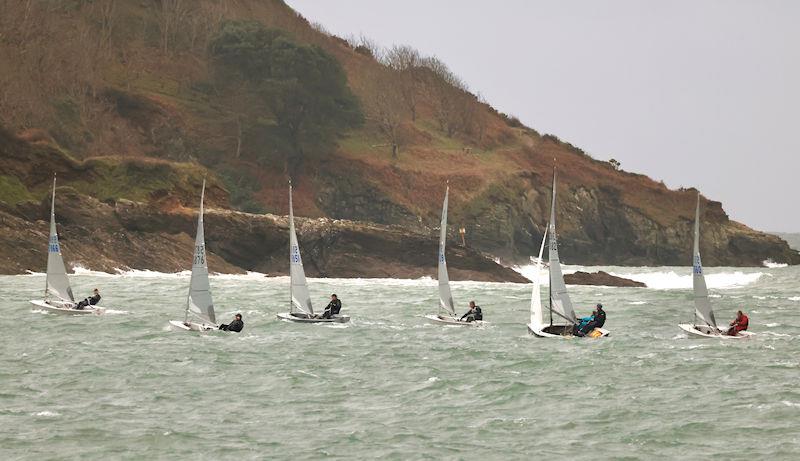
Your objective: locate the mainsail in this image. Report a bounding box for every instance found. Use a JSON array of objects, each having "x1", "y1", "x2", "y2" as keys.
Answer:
[
  {"x1": 530, "y1": 226, "x2": 548, "y2": 327},
  {"x1": 185, "y1": 180, "x2": 216, "y2": 324},
  {"x1": 548, "y1": 170, "x2": 578, "y2": 326},
  {"x1": 692, "y1": 193, "x2": 717, "y2": 329},
  {"x1": 289, "y1": 181, "x2": 314, "y2": 315},
  {"x1": 45, "y1": 176, "x2": 74, "y2": 304},
  {"x1": 437, "y1": 185, "x2": 456, "y2": 317}
]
